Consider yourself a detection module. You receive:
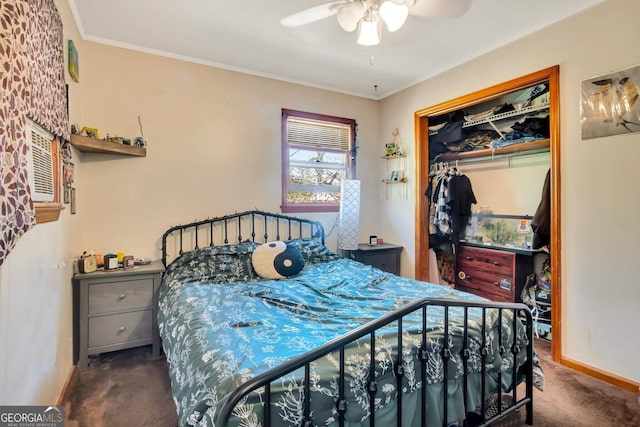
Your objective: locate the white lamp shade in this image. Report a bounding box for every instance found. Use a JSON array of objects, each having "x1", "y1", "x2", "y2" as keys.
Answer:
[
  {"x1": 357, "y1": 10, "x2": 381, "y2": 46},
  {"x1": 336, "y1": 1, "x2": 366, "y2": 32},
  {"x1": 379, "y1": 1, "x2": 409, "y2": 32},
  {"x1": 338, "y1": 179, "x2": 360, "y2": 251}
]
